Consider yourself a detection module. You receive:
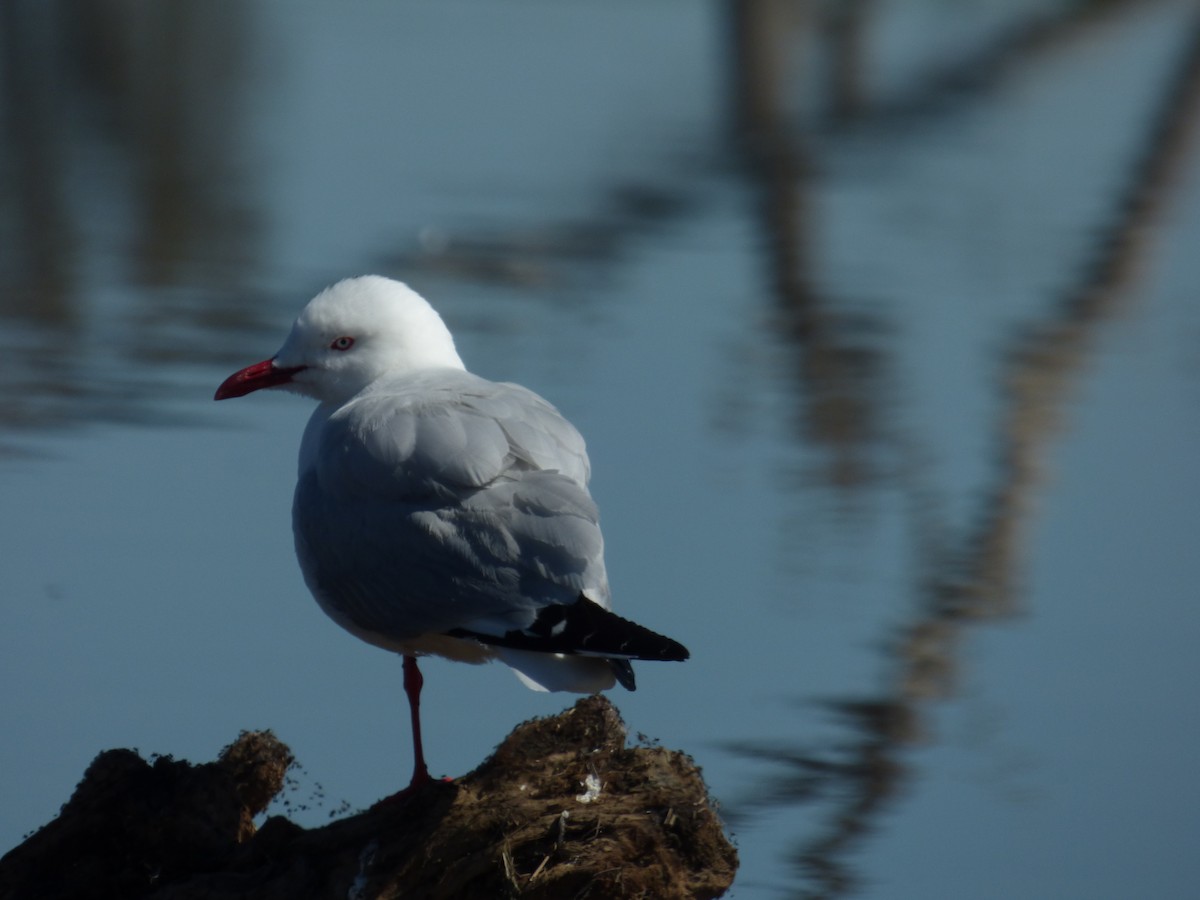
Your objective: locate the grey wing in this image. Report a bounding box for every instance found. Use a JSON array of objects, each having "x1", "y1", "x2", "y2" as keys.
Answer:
[{"x1": 293, "y1": 372, "x2": 610, "y2": 643}]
